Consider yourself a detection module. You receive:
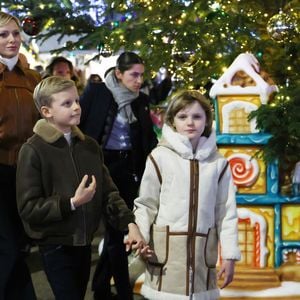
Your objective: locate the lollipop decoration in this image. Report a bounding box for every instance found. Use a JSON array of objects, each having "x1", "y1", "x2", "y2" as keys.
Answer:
[{"x1": 228, "y1": 153, "x2": 259, "y2": 187}]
